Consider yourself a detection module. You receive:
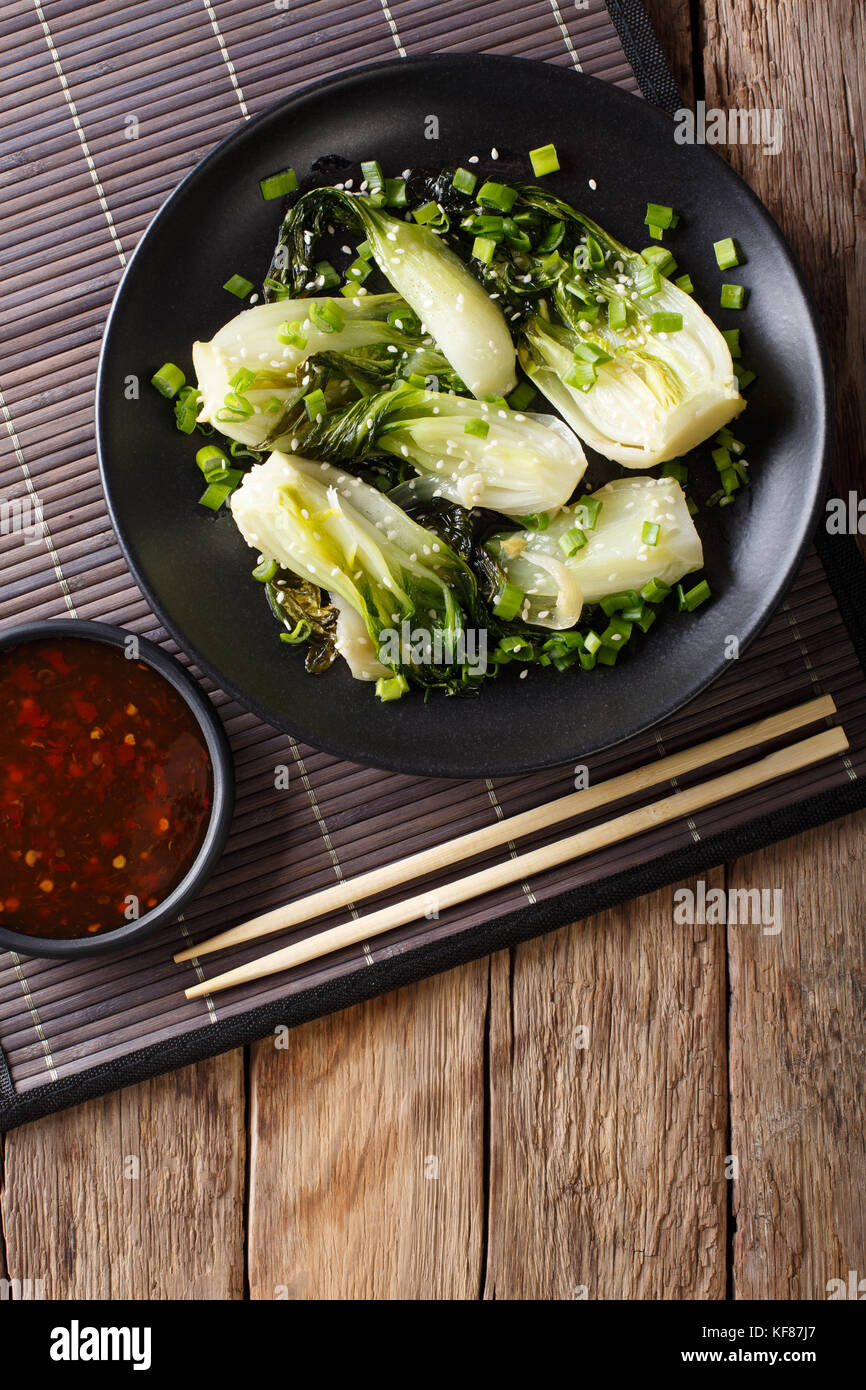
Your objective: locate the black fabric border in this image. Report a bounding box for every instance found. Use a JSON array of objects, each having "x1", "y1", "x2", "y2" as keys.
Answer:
[
  {"x1": 604, "y1": 0, "x2": 683, "y2": 115},
  {"x1": 1, "y1": 3, "x2": 862, "y2": 1132}
]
